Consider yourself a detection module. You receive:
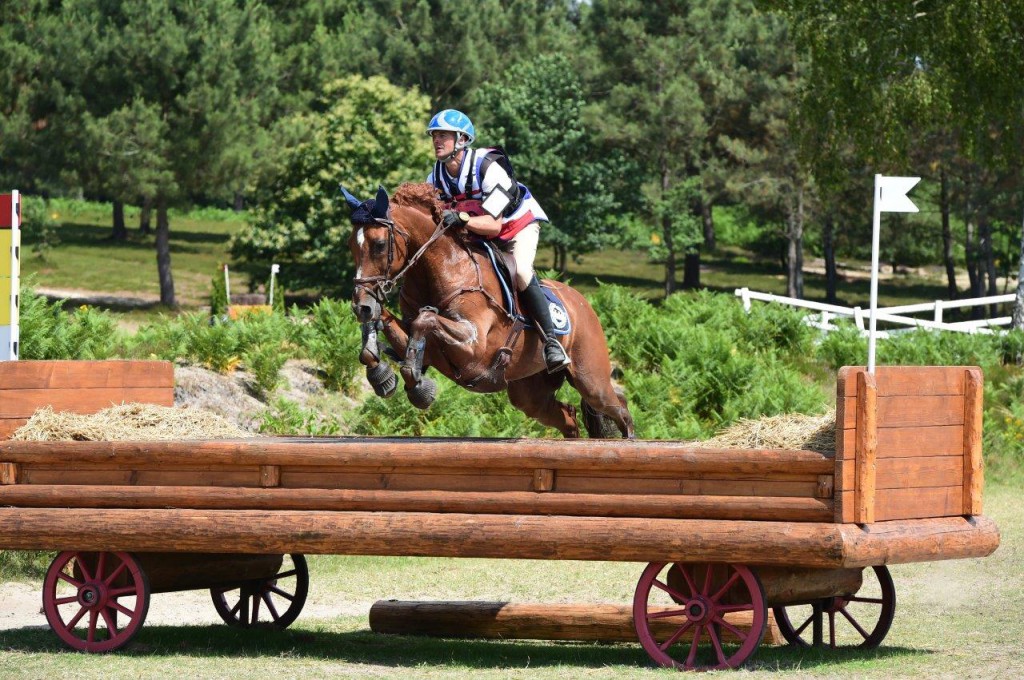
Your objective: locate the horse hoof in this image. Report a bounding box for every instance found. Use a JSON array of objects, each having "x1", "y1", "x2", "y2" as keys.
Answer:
[
  {"x1": 367, "y1": 363, "x2": 398, "y2": 398},
  {"x1": 406, "y1": 377, "x2": 437, "y2": 410}
]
